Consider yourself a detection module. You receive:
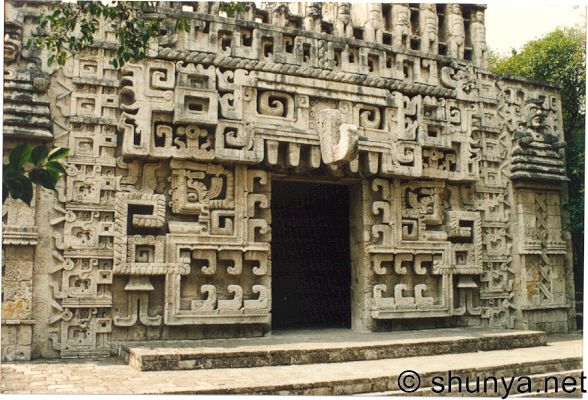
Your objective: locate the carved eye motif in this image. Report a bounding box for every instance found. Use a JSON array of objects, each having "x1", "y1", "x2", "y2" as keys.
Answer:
[{"x1": 188, "y1": 193, "x2": 199, "y2": 202}]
